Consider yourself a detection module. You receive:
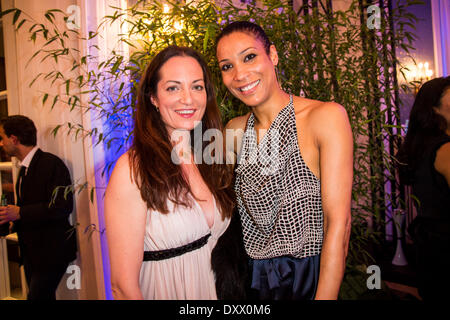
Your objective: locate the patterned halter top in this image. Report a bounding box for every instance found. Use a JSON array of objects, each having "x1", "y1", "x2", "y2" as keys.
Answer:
[{"x1": 235, "y1": 95, "x2": 324, "y2": 259}]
